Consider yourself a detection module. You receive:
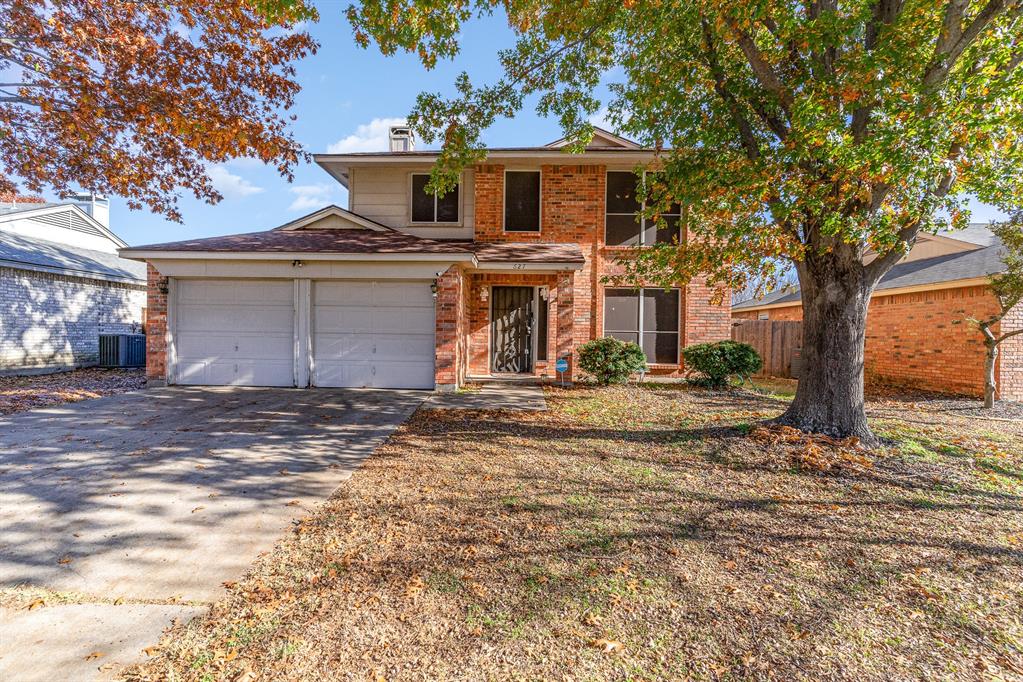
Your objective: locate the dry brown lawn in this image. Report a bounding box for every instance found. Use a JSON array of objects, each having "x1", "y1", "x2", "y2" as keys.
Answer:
[{"x1": 124, "y1": 383, "x2": 1023, "y2": 682}]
